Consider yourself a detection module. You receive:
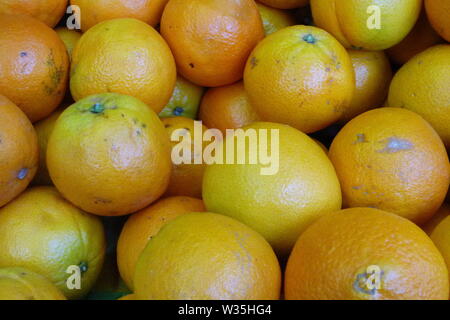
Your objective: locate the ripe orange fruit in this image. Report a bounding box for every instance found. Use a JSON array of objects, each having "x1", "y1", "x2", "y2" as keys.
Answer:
[
  {"x1": 340, "y1": 50, "x2": 392, "y2": 122},
  {"x1": 0, "y1": 0, "x2": 67, "y2": 27},
  {"x1": 160, "y1": 0, "x2": 264, "y2": 87},
  {"x1": 258, "y1": 0, "x2": 308, "y2": 9},
  {"x1": 0, "y1": 95, "x2": 38, "y2": 207},
  {"x1": 425, "y1": 0, "x2": 450, "y2": 42},
  {"x1": 55, "y1": 27, "x2": 82, "y2": 60},
  {"x1": 0, "y1": 14, "x2": 69, "y2": 122},
  {"x1": 134, "y1": 212, "x2": 281, "y2": 300},
  {"x1": 387, "y1": 45, "x2": 450, "y2": 148},
  {"x1": 0, "y1": 267, "x2": 66, "y2": 300},
  {"x1": 117, "y1": 196, "x2": 205, "y2": 289},
  {"x1": 311, "y1": 0, "x2": 422, "y2": 50},
  {"x1": 199, "y1": 82, "x2": 259, "y2": 134},
  {"x1": 285, "y1": 208, "x2": 449, "y2": 300},
  {"x1": 329, "y1": 108, "x2": 450, "y2": 225},
  {"x1": 70, "y1": 18, "x2": 176, "y2": 114},
  {"x1": 244, "y1": 25, "x2": 354, "y2": 133},
  {"x1": 422, "y1": 203, "x2": 450, "y2": 235},
  {"x1": 203, "y1": 122, "x2": 342, "y2": 255},
  {"x1": 162, "y1": 117, "x2": 208, "y2": 198},
  {"x1": 431, "y1": 215, "x2": 450, "y2": 284},
  {"x1": 0, "y1": 186, "x2": 106, "y2": 299},
  {"x1": 256, "y1": 2, "x2": 296, "y2": 36},
  {"x1": 70, "y1": 0, "x2": 169, "y2": 31},
  {"x1": 47, "y1": 93, "x2": 172, "y2": 216}
]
